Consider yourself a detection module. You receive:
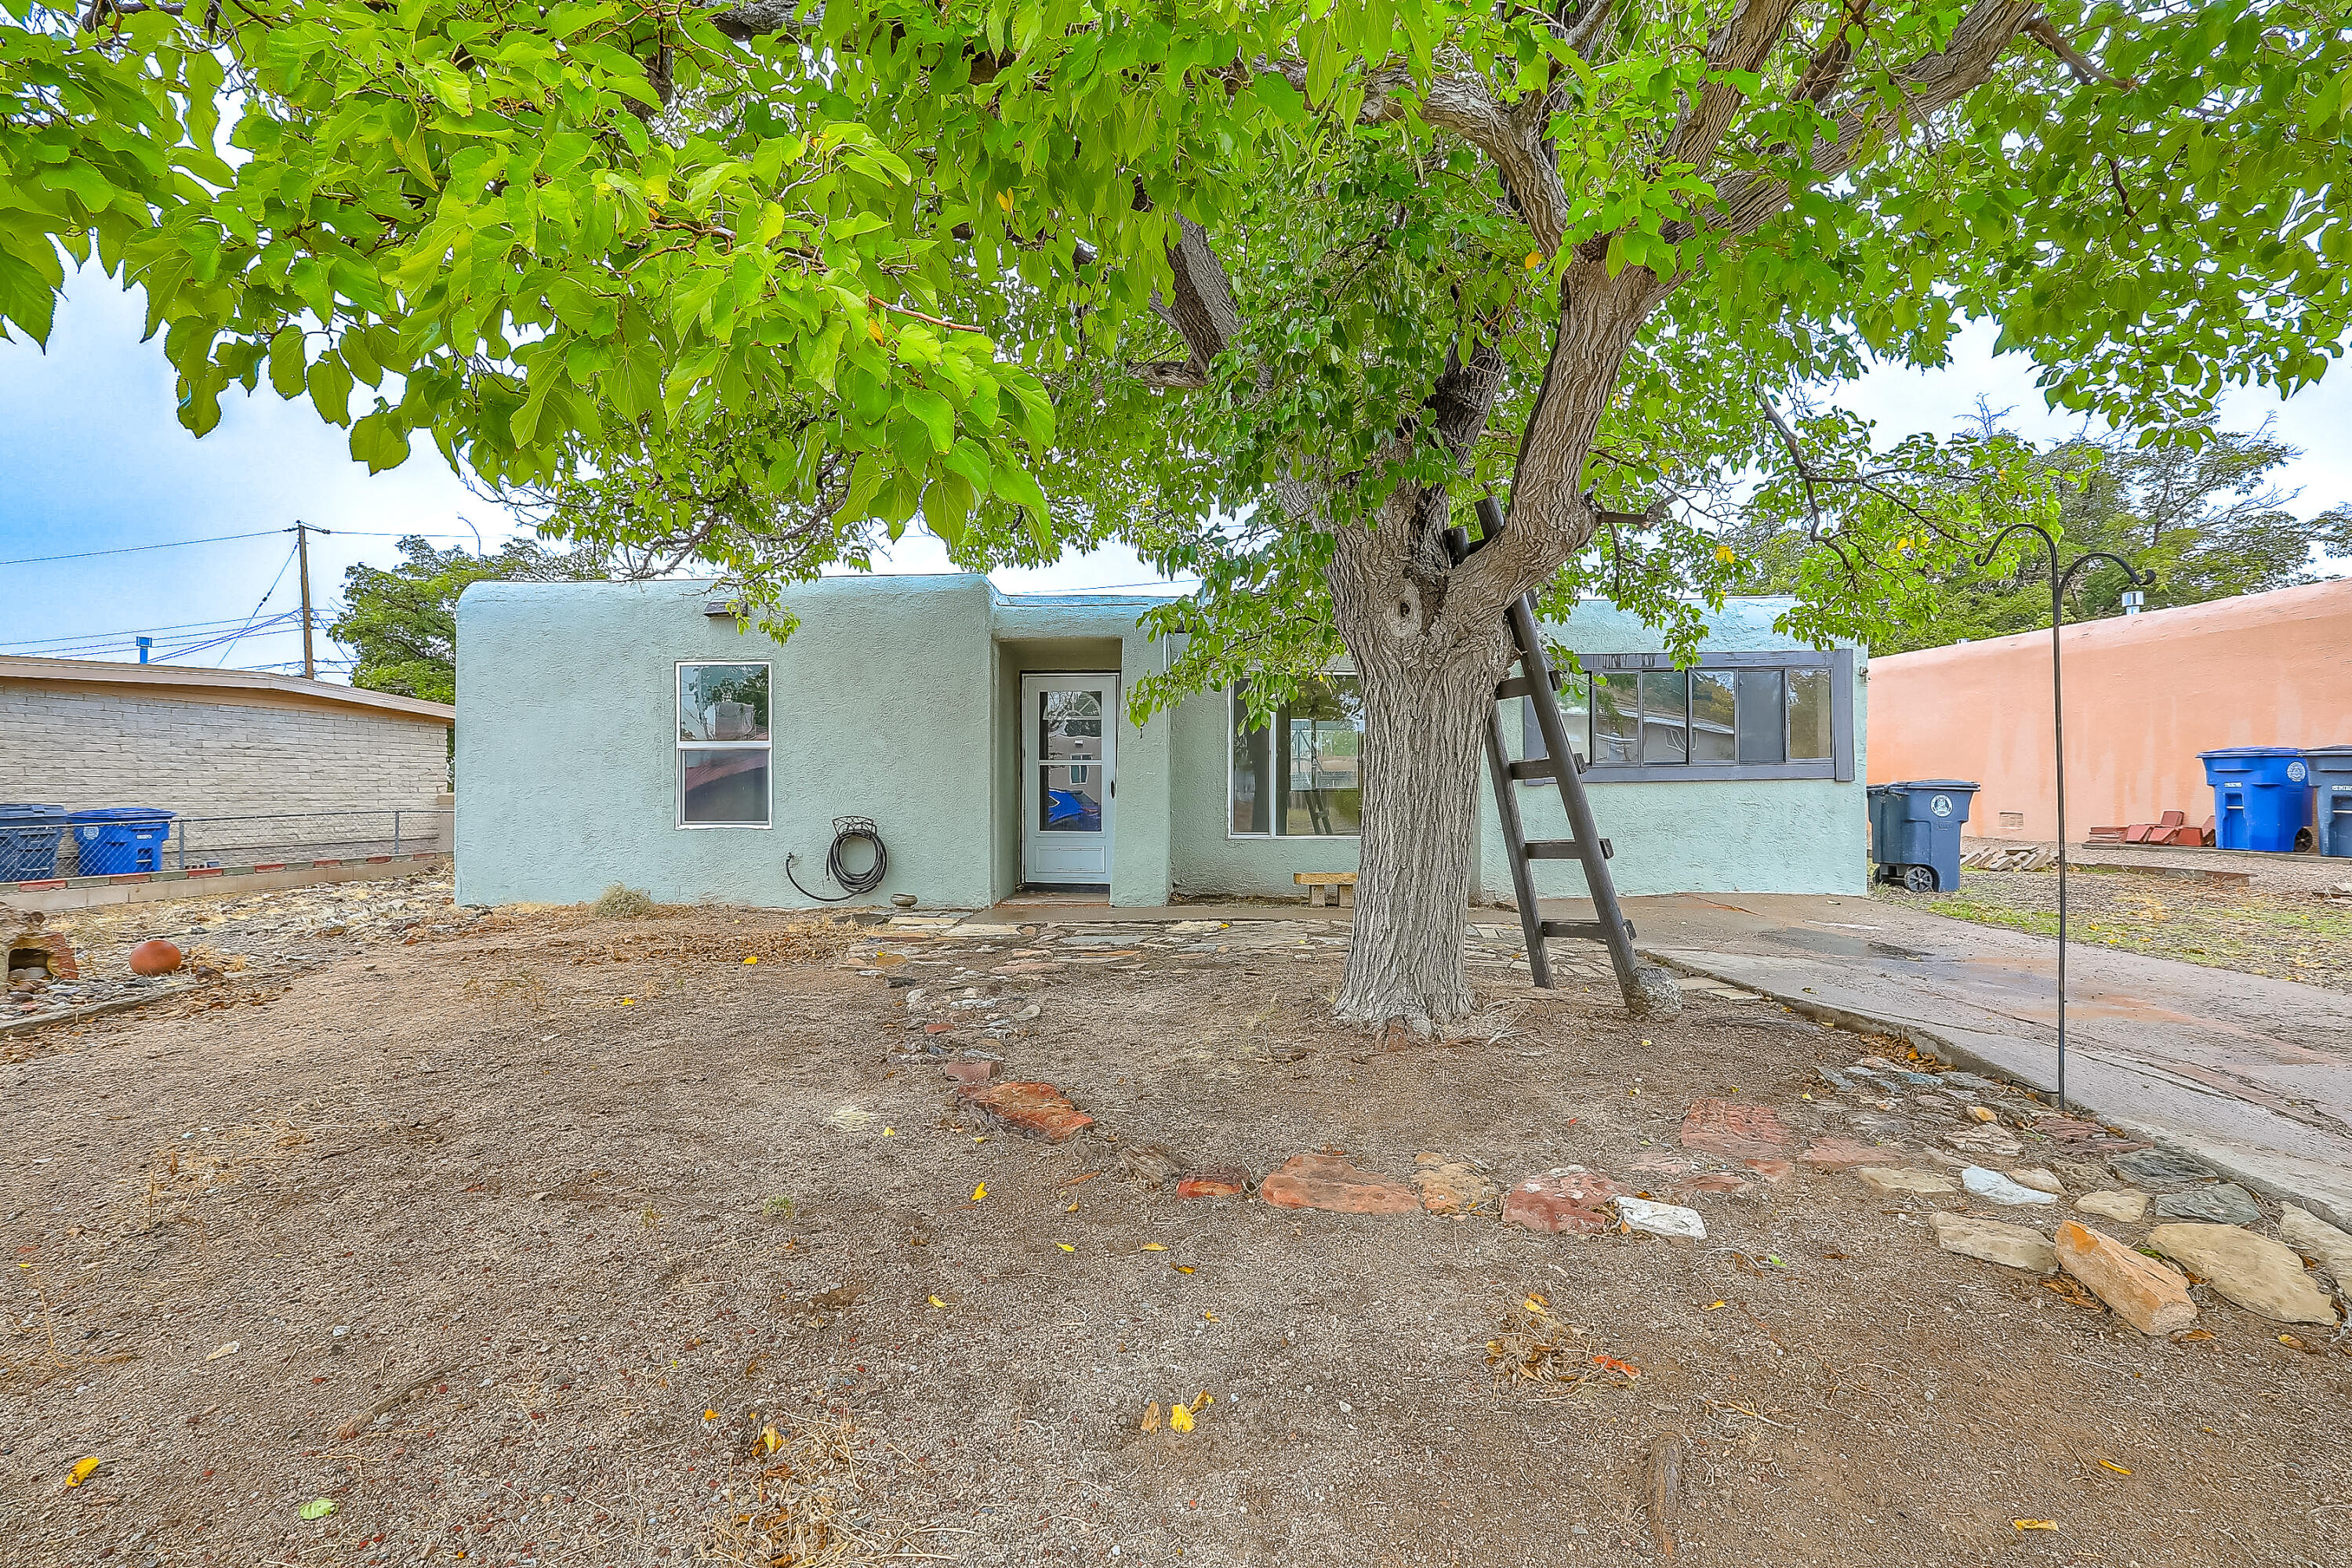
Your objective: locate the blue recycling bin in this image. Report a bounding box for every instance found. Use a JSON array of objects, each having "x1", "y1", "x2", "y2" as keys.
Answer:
[
  {"x1": 1868, "y1": 780, "x2": 1979, "y2": 892},
  {"x1": 0, "y1": 804, "x2": 68, "y2": 881},
  {"x1": 2198, "y1": 747, "x2": 2312, "y2": 853},
  {"x1": 2307, "y1": 746, "x2": 2352, "y2": 858},
  {"x1": 67, "y1": 808, "x2": 176, "y2": 876}
]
